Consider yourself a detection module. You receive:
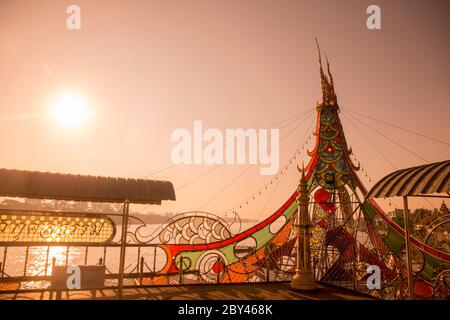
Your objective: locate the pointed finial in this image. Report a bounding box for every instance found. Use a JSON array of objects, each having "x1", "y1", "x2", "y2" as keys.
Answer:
[
  {"x1": 297, "y1": 162, "x2": 309, "y2": 205},
  {"x1": 315, "y1": 37, "x2": 321, "y2": 64},
  {"x1": 300, "y1": 163, "x2": 308, "y2": 191},
  {"x1": 315, "y1": 37, "x2": 326, "y2": 81},
  {"x1": 314, "y1": 38, "x2": 337, "y2": 106},
  {"x1": 325, "y1": 54, "x2": 334, "y2": 88}
]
